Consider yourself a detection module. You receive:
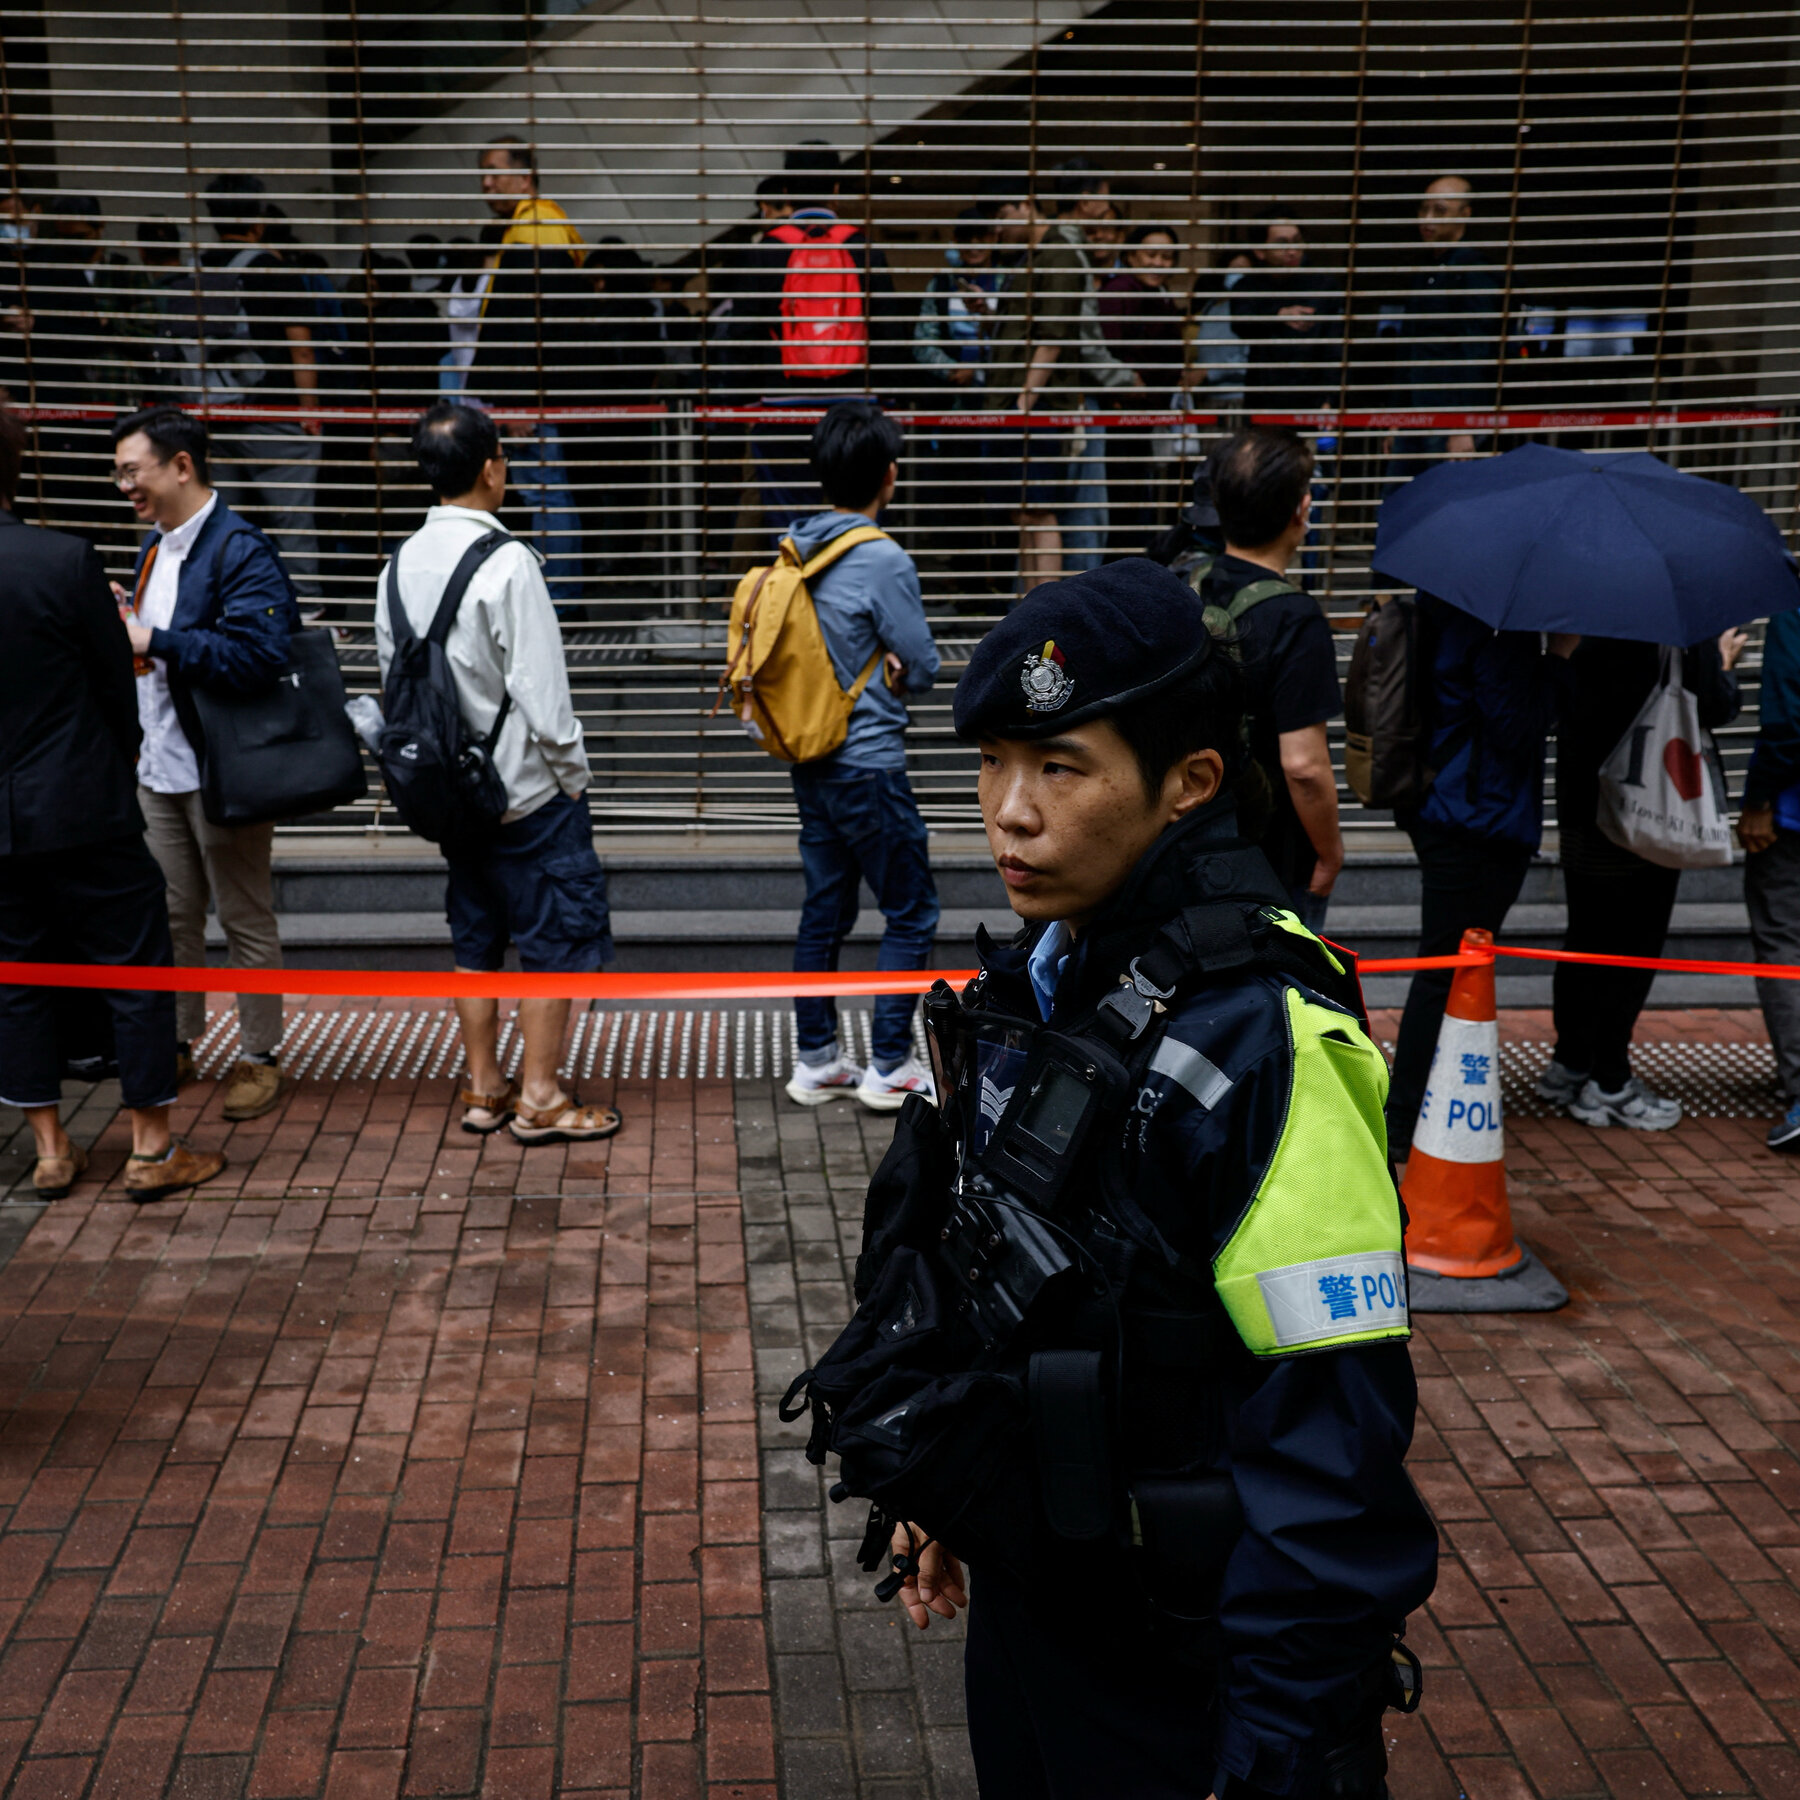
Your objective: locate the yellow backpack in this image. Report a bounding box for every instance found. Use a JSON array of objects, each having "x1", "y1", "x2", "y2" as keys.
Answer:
[{"x1": 714, "y1": 526, "x2": 889, "y2": 763}]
